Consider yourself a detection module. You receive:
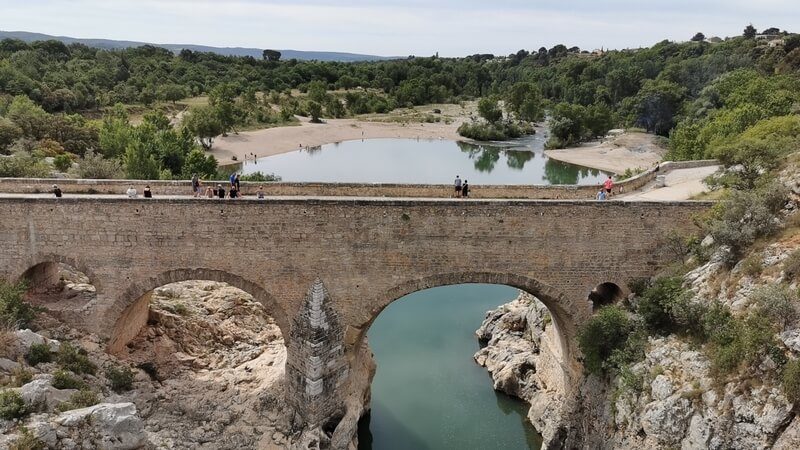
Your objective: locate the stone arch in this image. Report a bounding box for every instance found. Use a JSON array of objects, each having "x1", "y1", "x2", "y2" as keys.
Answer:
[
  {"x1": 365, "y1": 271, "x2": 580, "y2": 357},
  {"x1": 14, "y1": 254, "x2": 98, "y2": 291},
  {"x1": 587, "y1": 282, "x2": 625, "y2": 310},
  {"x1": 105, "y1": 268, "x2": 288, "y2": 353}
]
